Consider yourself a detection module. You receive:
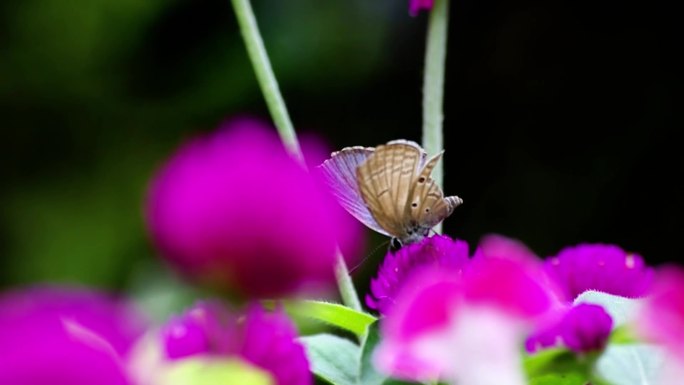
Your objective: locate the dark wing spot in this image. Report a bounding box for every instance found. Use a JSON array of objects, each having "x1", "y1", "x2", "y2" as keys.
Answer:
[
  {"x1": 425, "y1": 208, "x2": 430, "y2": 213},
  {"x1": 418, "y1": 177, "x2": 426, "y2": 183},
  {"x1": 411, "y1": 202, "x2": 418, "y2": 208}
]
